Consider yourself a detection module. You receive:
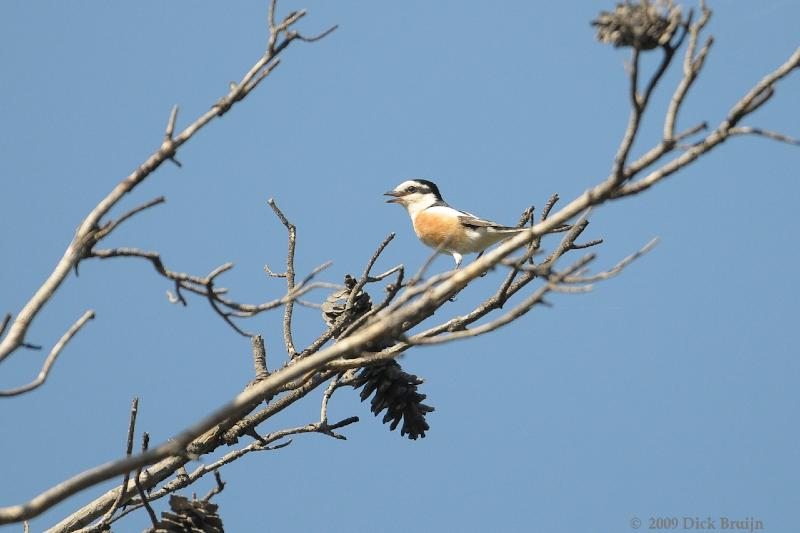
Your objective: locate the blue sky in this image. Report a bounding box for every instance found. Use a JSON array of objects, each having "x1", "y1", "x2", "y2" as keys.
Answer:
[{"x1": 1, "y1": 1, "x2": 798, "y2": 532}]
